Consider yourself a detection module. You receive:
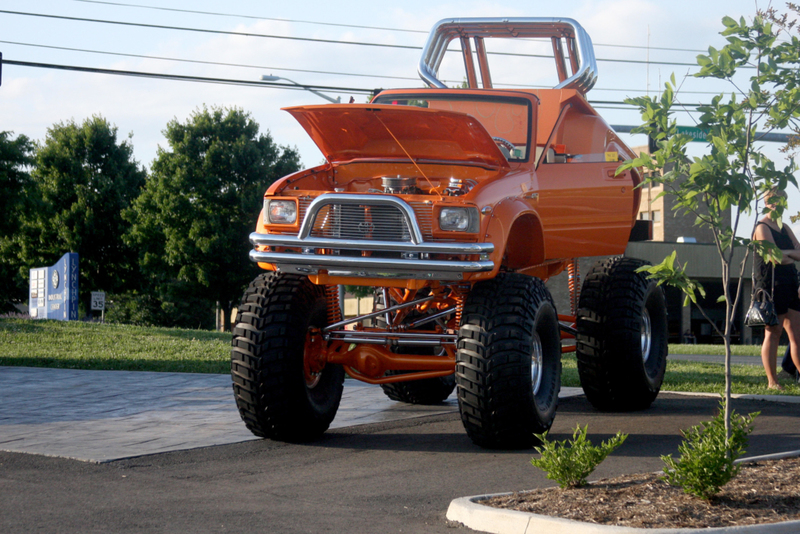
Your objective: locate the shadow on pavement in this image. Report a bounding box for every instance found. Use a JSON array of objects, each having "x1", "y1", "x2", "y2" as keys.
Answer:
[{"x1": 299, "y1": 394, "x2": 800, "y2": 460}]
